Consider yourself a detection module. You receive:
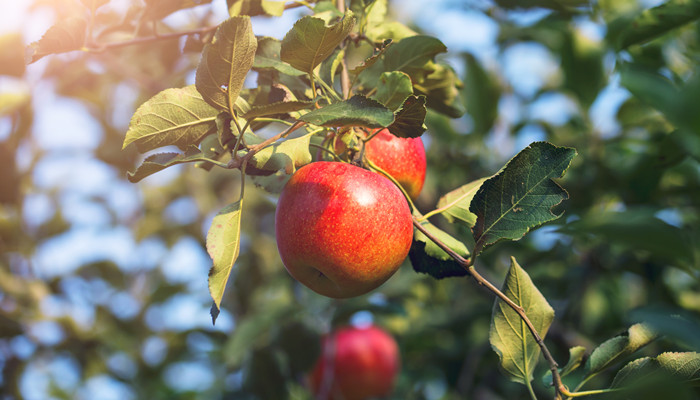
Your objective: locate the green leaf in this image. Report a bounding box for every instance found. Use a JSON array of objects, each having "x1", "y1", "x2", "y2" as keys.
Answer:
[
  {"x1": 563, "y1": 210, "x2": 698, "y2": 271},
  {"x1": 371, "y1": 71, "x2": 413, "y2": 111},
  {"x1": 415, "y1": 63, "x2": 464, "y2": 118},
  {"x1": 464, "y1": 53, "x2": 499, "y2": 135},
  {"x1": 195, "y1": 16, "x2": 257, "y2": 111},
  {"x1": 350, "y1": 40, "x2": 392, "y2": 76},
  {"x1": 585, "y1": 323, "x2": 658, "y2": 376},
  {"x1": 253, "y1": 37, "x2": 306, "y2": 76},
  {"x1": 248, "y1": 132, "x2": 314, "y2": 174},
  {"x1": 227, "y1": 0, "x2": 284, "y2": 17},
  {"x1": 0, "y1": 34, "x2": 26, "y2": 77},
  {"x1": 490, "y1": 257, "x2": 555, "y2": 385},
  {"x1": 607, "y1": 0, "x2": 700, "y2": 50},
  {"x1": 383, "y1": 35, "x2": 447, "y2": 79},
  {"x1": 280, "y1": 10, "x2": 355, "y2": 74},
  {"x1": 243, "y1": 100, "x2": 315, "y2": 119},
  {"x1": 387, "y1": 95, "x2": 427, "y2": 138},
  {"x1": 299, "y1": 95, "x2": 394, "y2": 128},
  {"x1": 408, "y1": 220, "x2": 470, "y2": 279},
  {"x1": 142, "y1": 0, "x2": 213, "y2": 20},
  {"x1": 435, "y1": 177, "x2": 488, "y2": 226},
  {"x1": 207, "y1": 200, "x2": 244, "y2": 316},
  {"x1": 251, "y1": 169, "x2": 292, "y2": 194},
  {"x1": 560, "y1": 346, "x2": 587, "y2": 377},
  {"x1": 126, "y1": 146, "x2": 222, "y2": 183},
  {"x1": 123, "y1": 85, "x2": 219, "y2": 152},
  {"x1": 611, "y1": 352, "x2": 700, "y2": 389},
  {"x1": 28, "y1": 17, "x2": 86, "y2": 63},
  {"x1": 470, "y1": 142, "x2": 577, "y2": 255}
]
